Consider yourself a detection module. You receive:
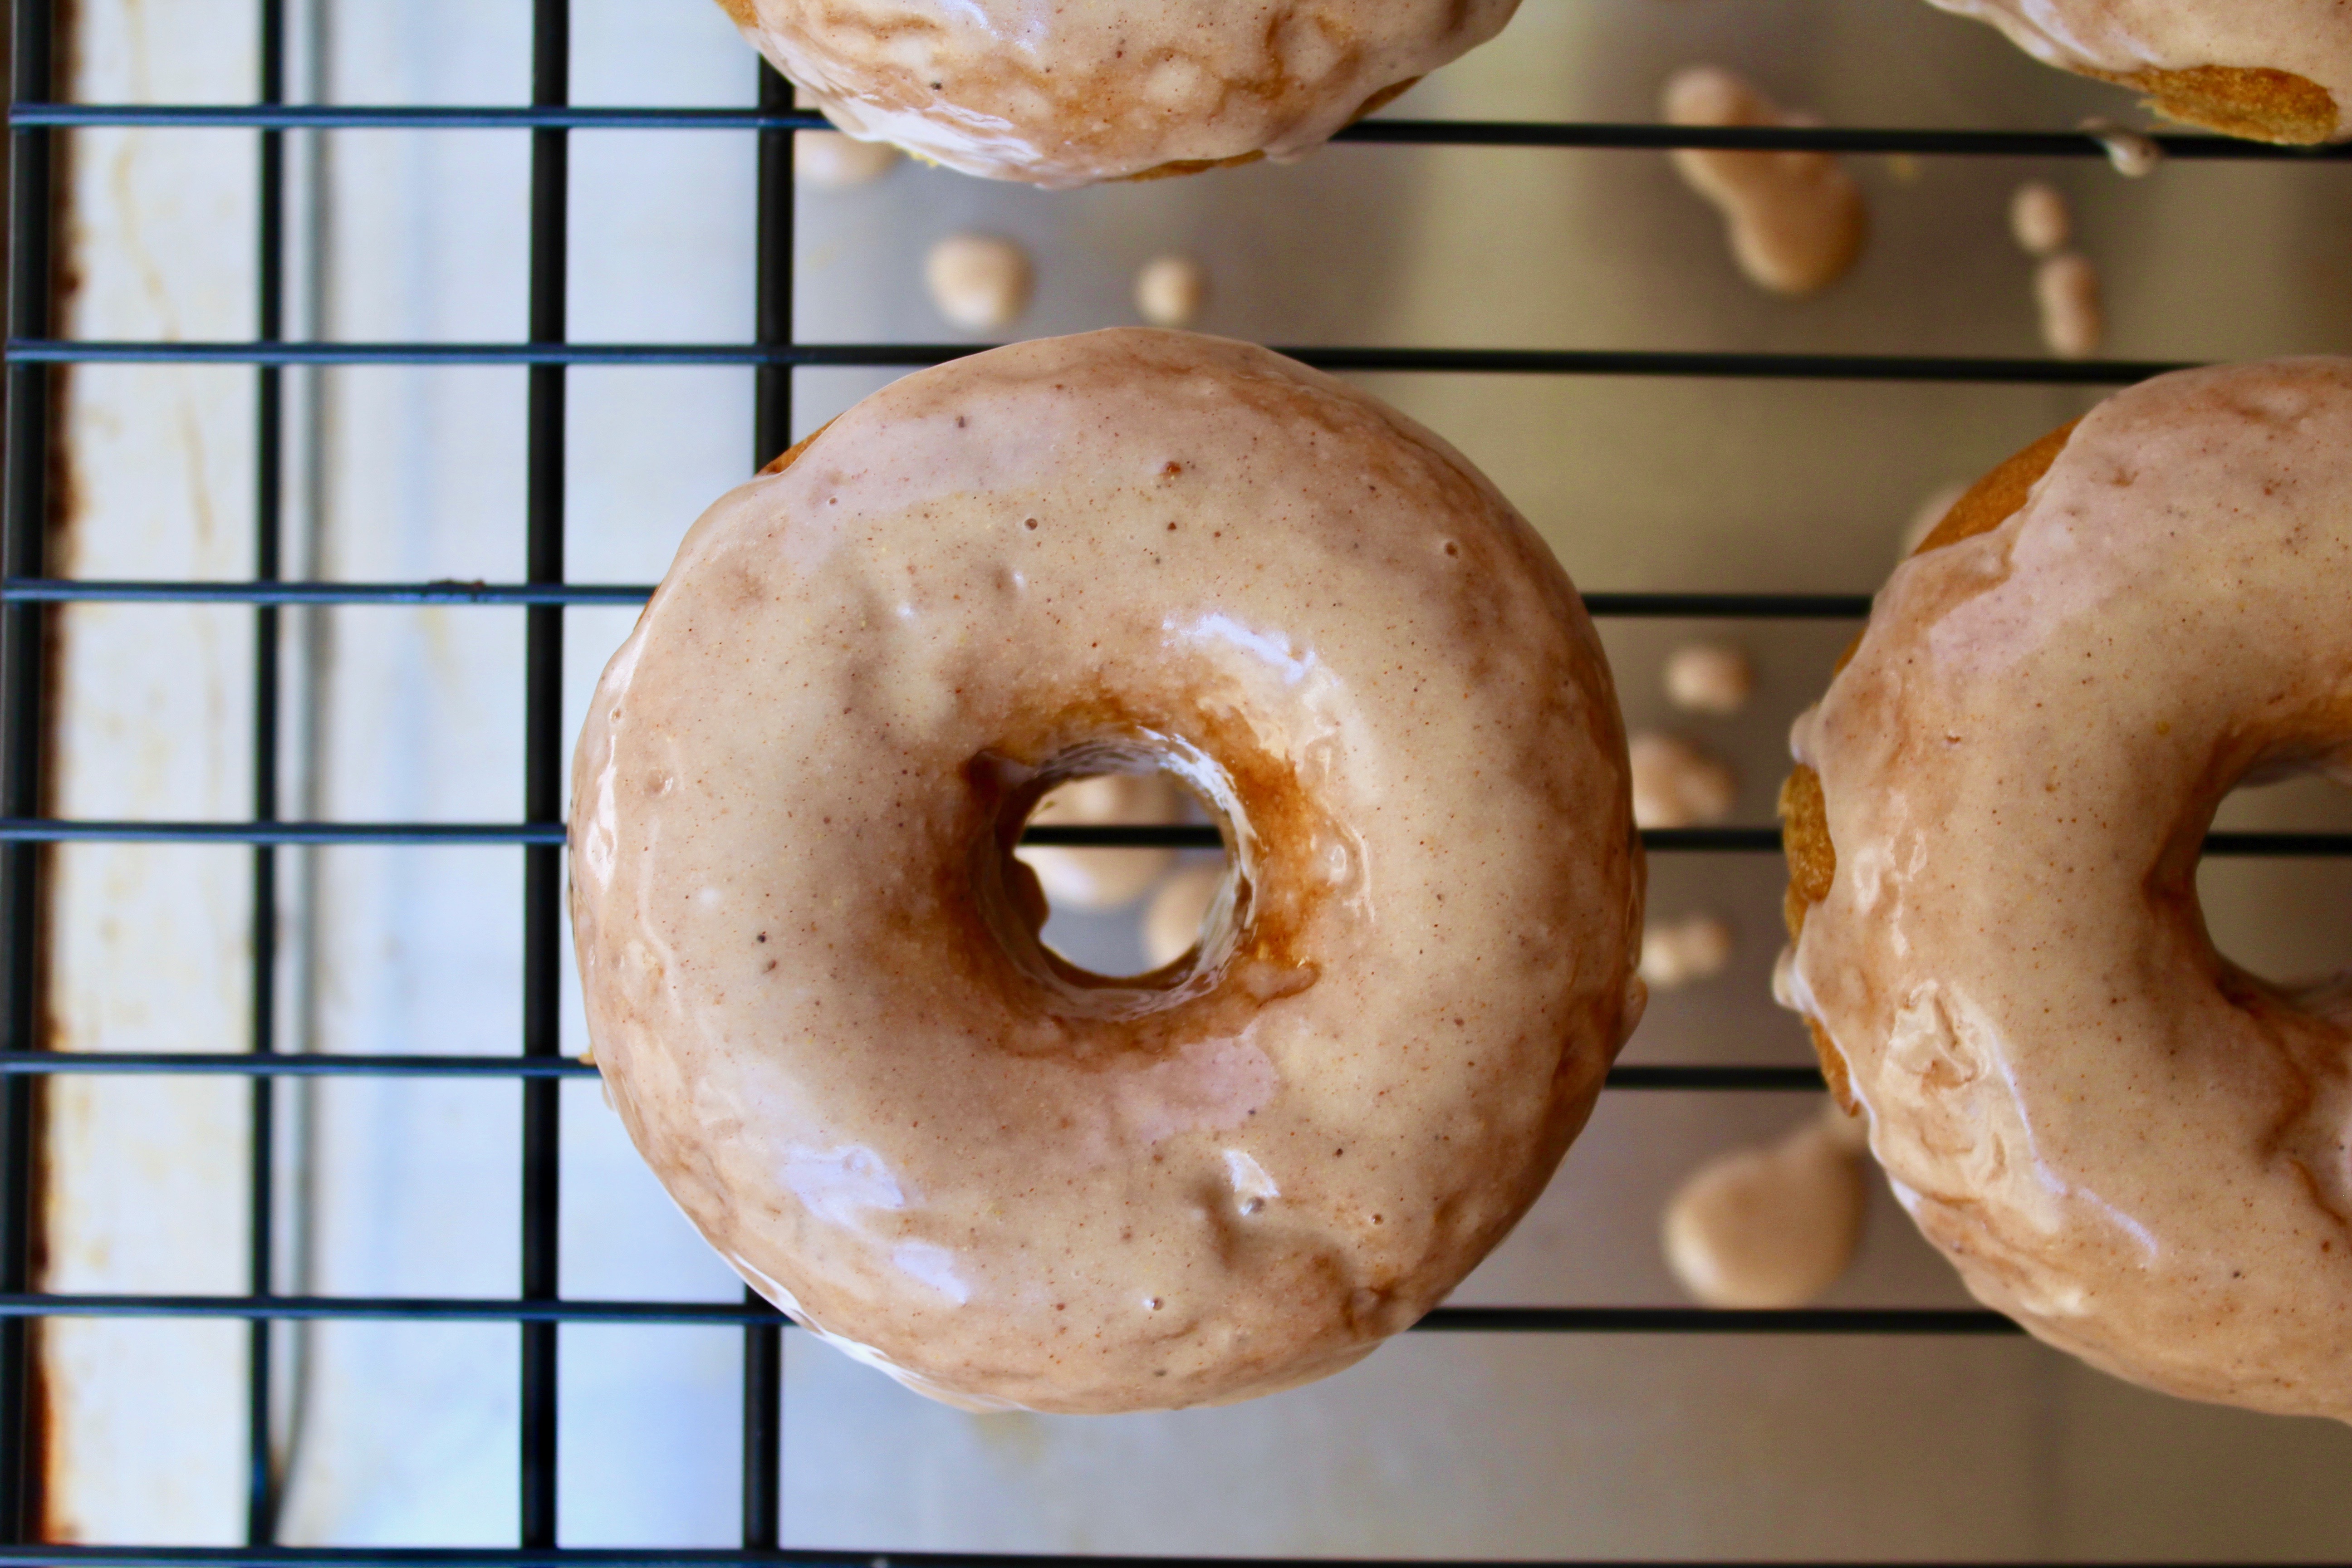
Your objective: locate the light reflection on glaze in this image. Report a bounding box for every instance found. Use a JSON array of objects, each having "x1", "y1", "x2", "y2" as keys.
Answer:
[
  {"x1": 891, "y1": 1242, "x2": 973, "y2": 1305},
  {"x1": 715, "y1": 0, "x2": 1524, "y2": 186},
  {"x1": 1173, "y1": 612, "x2": 1327, "y2": 688},
  {"x1": 781, "y1": 1144, "x2": 906, "y2": 1230},
  {"x1": 568, "y1": 329, "x2": 1642, "y2": 1414},
  {"x1": 1224, "y1": 1148, "x2": 1283, "y2": 1215},
  {"x1": 1787, "y1": 358, "x2": 2352, "y2": 1422},
  {"x1": 1922, "y1": 0, "x2": 2352, "y2": 139}
]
